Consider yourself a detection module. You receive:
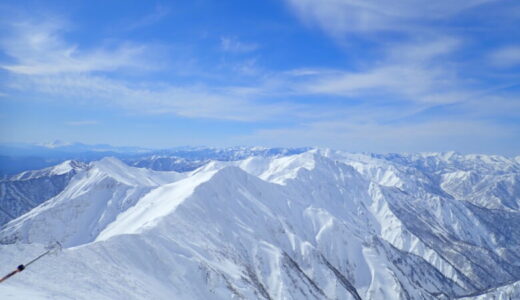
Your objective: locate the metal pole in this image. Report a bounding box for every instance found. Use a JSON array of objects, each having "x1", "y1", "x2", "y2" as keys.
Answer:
[{"x1": 0, "y1": 242, "x2": 61, "y2": 283}]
